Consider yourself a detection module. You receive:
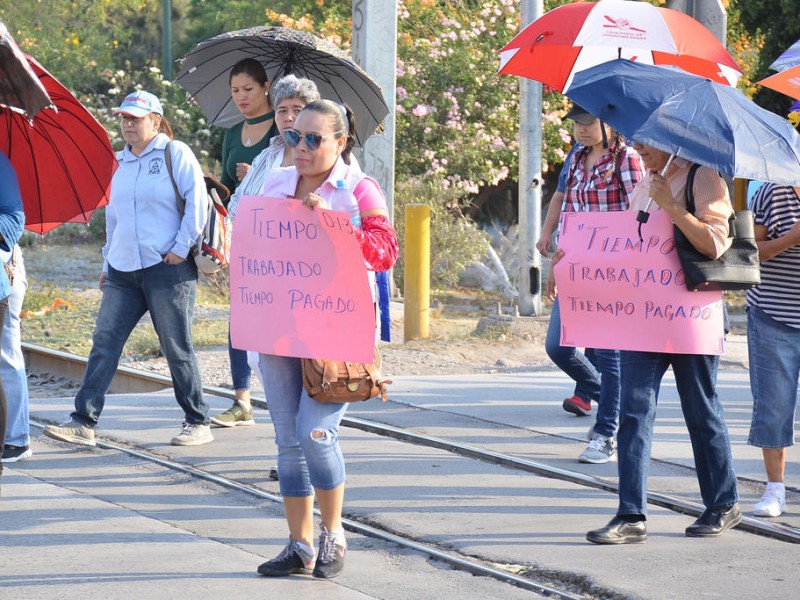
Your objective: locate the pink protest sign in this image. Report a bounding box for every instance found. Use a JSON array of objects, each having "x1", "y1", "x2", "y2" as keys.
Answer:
[
  {"x1": 230, "y1": 196, "x2": 374, "y2": 363},
  {"x1": 554, "y1": 210, "x2": 725, "y2": 355}
]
